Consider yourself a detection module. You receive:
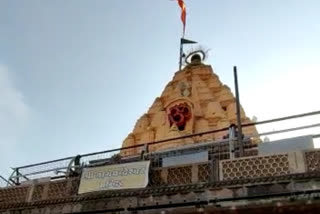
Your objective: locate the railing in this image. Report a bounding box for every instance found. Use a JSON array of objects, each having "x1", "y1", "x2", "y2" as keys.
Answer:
[
  {"x1": 1, "y1": 148, "x2": 320, "y2": 204},
  {"x1": 0, "y1": 176, "x2": 11, "y2": 187},
  {"x1": 1, "y1": 110, "x2": 320, "y2": 187}
]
